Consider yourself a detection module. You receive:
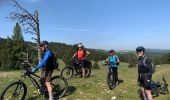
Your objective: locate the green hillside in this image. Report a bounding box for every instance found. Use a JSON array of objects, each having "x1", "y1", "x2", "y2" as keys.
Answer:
[{"x1": 0, "y1": 62, "x2": 170, "y2": 100}]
